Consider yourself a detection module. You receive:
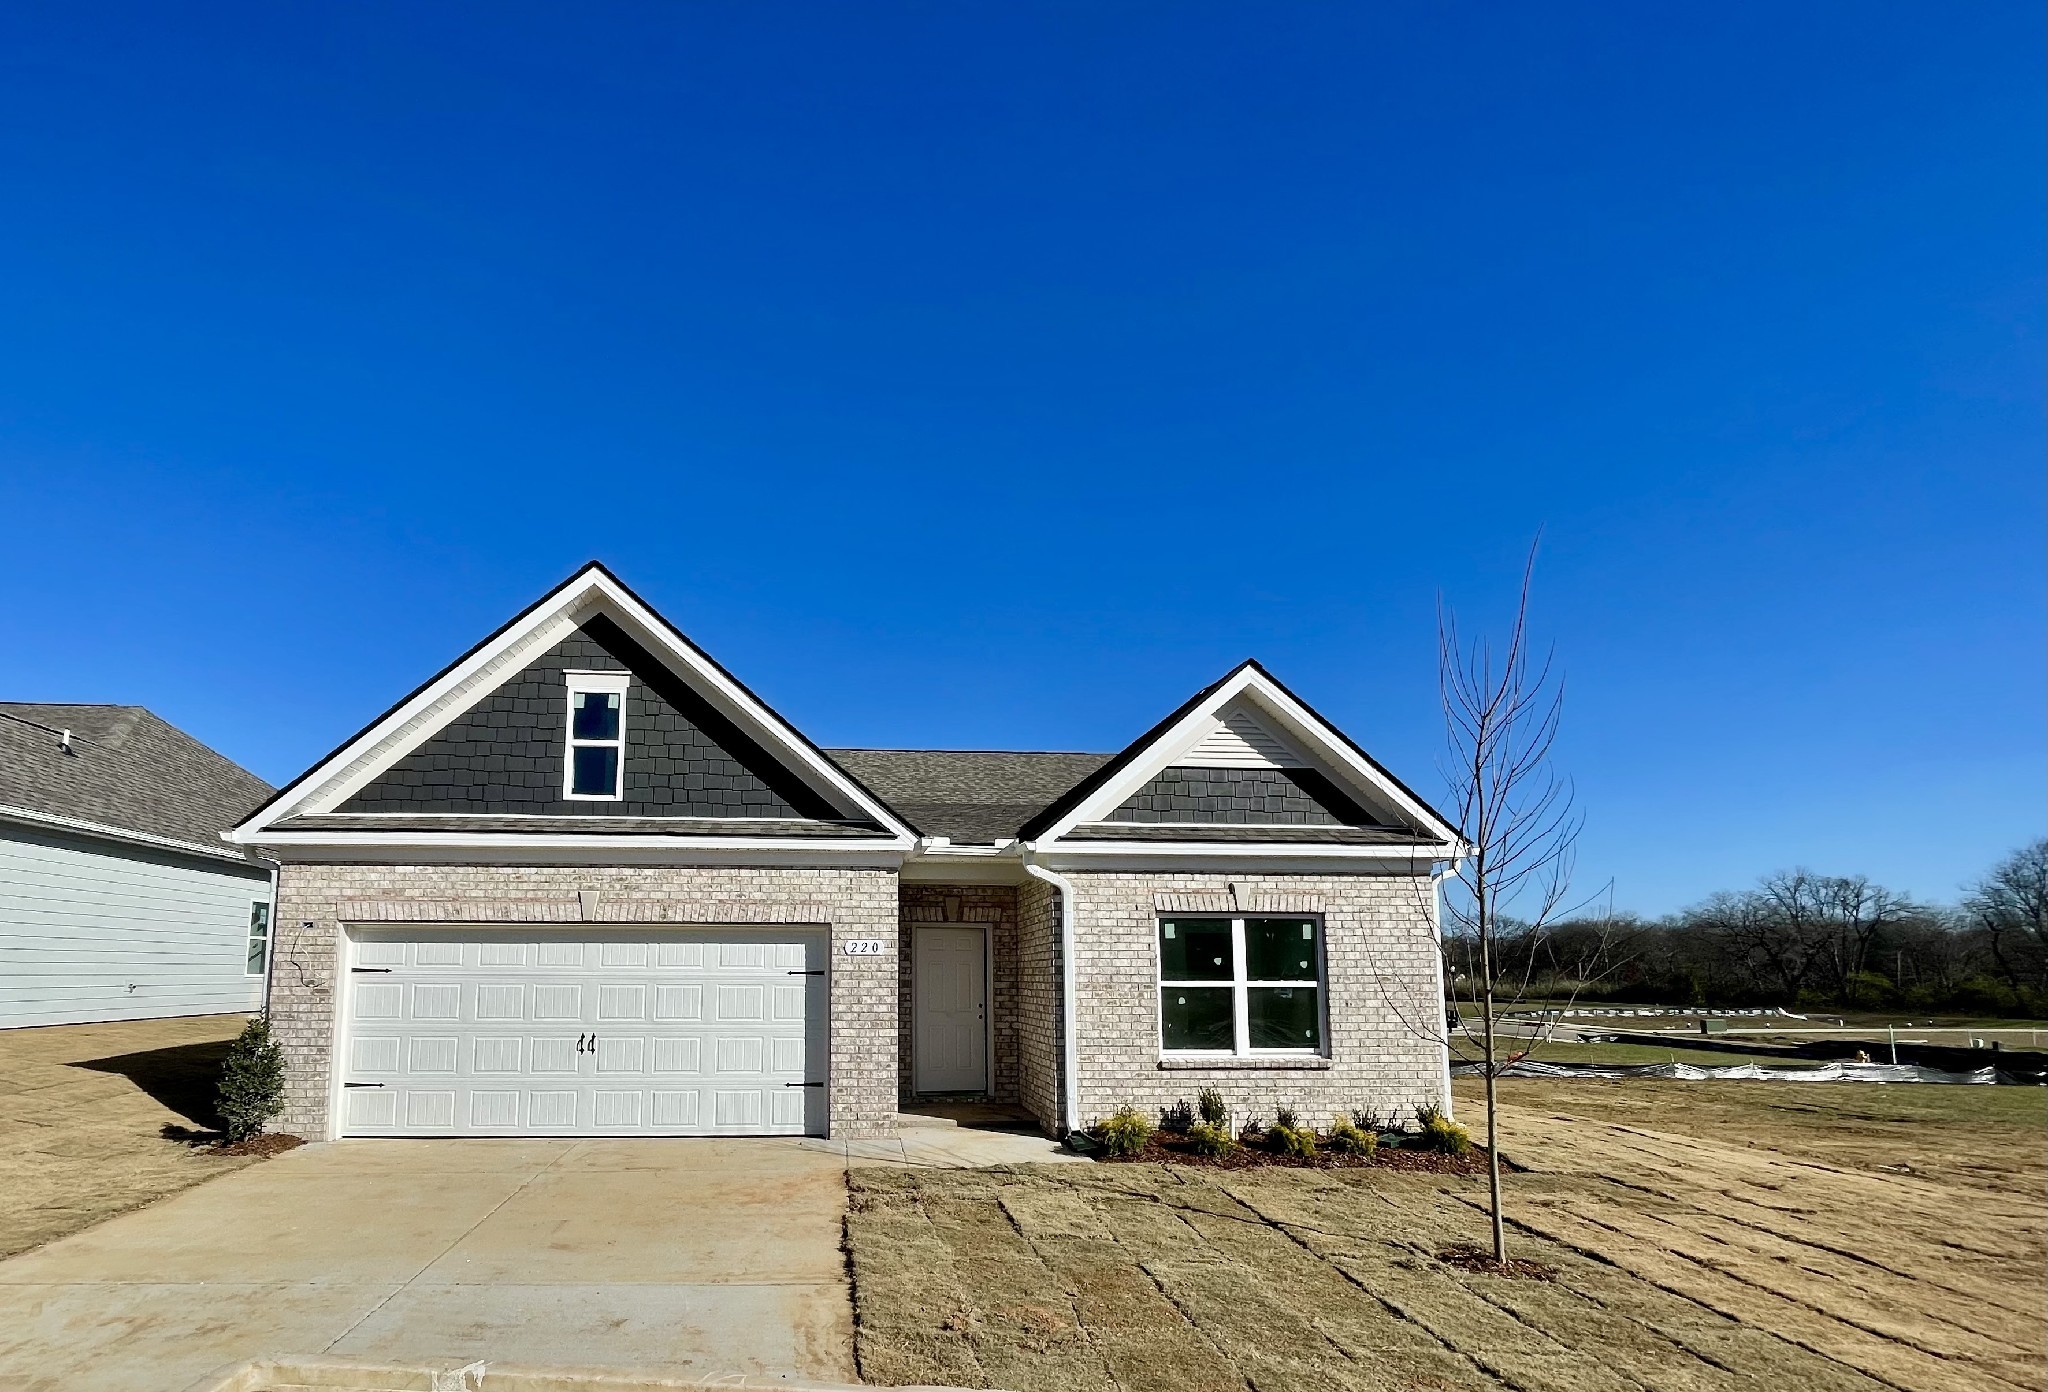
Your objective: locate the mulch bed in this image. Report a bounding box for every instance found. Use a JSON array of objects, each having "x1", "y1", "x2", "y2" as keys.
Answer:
[
  {"x1": 208, "y1": 1133, "x2": 306, "y2": 1159},
  {"x1": 1095, "y1": 1131, "x2": 1494, "y2": 1175},
  {"x1": 1435, "y1": 1241, "x2": 1559, "y2": 1280}
]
